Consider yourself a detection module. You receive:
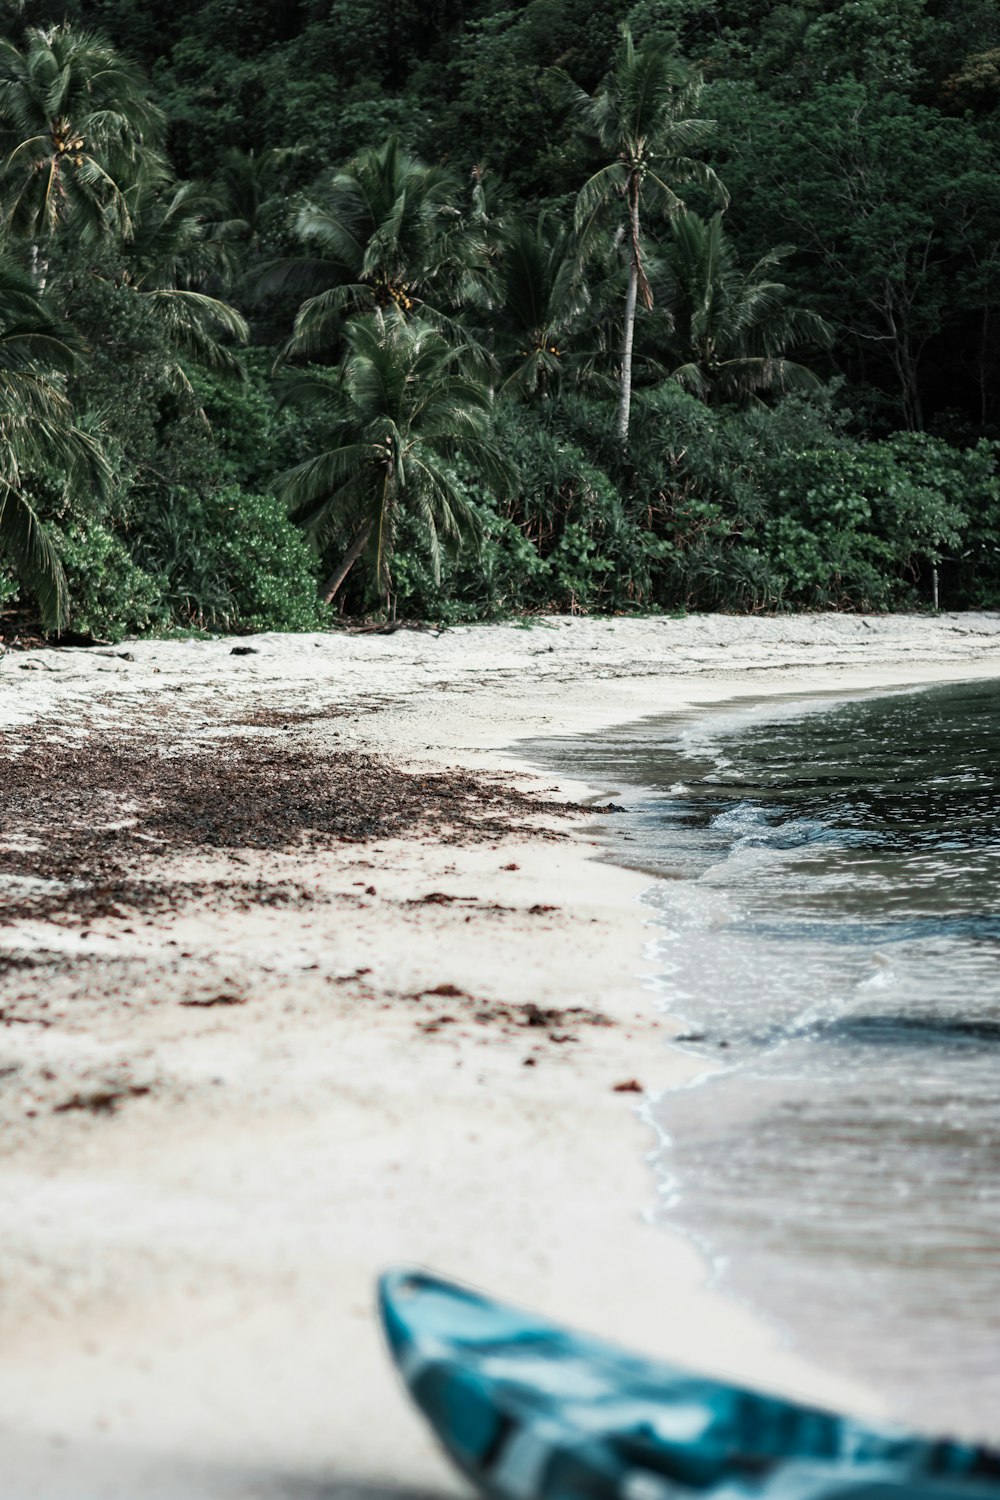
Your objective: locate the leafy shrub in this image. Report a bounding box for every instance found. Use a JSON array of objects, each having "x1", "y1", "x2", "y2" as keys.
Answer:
[
  {"x1": 131, "y1": 485, "x2": 326, "y2": 632},
  {"x1": 0, "y1": 565, "x2": 20, "y2": 612},
  {"x1": 392, "y1": 497, "x2": 549, "y2": 622},
  {"x1": 763, "y1": 435, "x2": 971, "y2": 609},
  {"x1": 393, "y1": 388, "x2": 867, "y2": 617},
  {"x1": 192, "y1": 355, "x2": 333, "y2": 492},
  {"x1": 926, "y1": 439, "x2": 1000, "y2": 608},
  {"x1": 394, "y1": 401, "x2": 667, "y2": 617},
  {"x1": 48, "y1": 522, "x2": 169, "y2": 641},
  {"x1": 609, "y1": 386, "x2": 838, "y2": 610}
]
